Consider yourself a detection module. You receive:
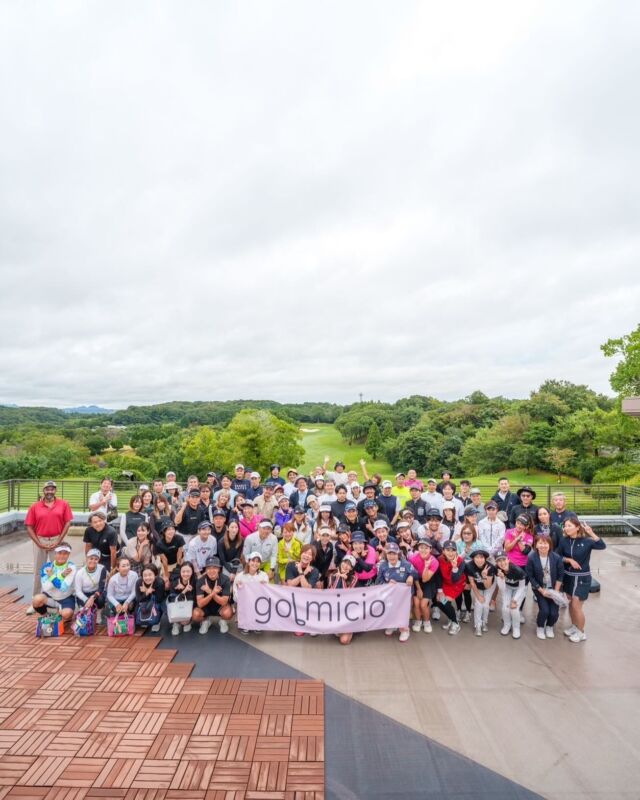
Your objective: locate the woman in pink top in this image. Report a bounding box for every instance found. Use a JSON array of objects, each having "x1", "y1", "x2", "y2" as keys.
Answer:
[
  {"x1": 504, "y1": 514, "x2": 535, "y2": 622},
  {"x1": 409, "y1": 539, "x2": 439, "y2": 633},
  {"x1": 504, "y1": 515, "x2": 535, "y2": 568}
]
